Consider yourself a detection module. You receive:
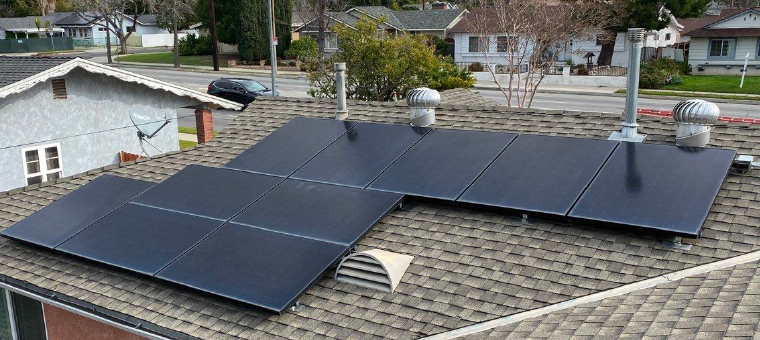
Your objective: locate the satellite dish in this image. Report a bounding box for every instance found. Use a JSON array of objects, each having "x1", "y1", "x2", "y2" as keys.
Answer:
[{"x1": 129, "y1": 107, "x2": 169, "y2": 139}]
